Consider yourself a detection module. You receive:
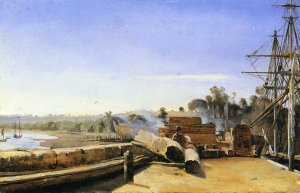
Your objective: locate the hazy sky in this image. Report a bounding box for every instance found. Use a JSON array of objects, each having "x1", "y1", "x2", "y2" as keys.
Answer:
[{"x1": 0, "y1": 0, "x2": 289, "y2": 115}]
